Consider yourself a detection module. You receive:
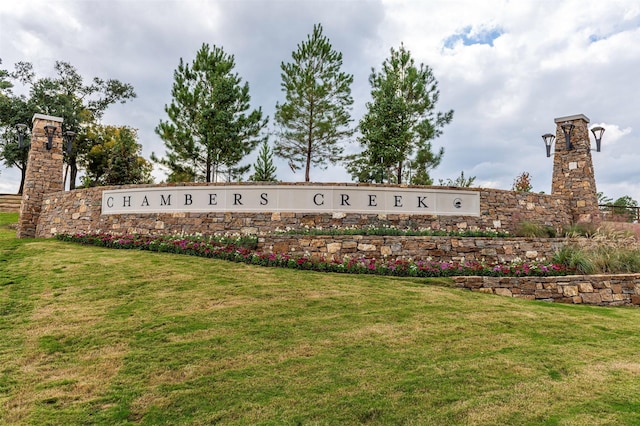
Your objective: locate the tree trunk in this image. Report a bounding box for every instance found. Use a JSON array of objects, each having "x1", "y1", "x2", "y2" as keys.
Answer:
[
  {"x1": 70, "y1": 161, "x2": 78, "y2": 190},
  {"x1": 18, "y1": 167, "x2": 26, "y2": 195},
  {"x1": 397, "y1": 160, "x2": 403, "y2": 184},
  {"x1": 305, "y1": 104, "x2": 313, "y2": 182}
]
